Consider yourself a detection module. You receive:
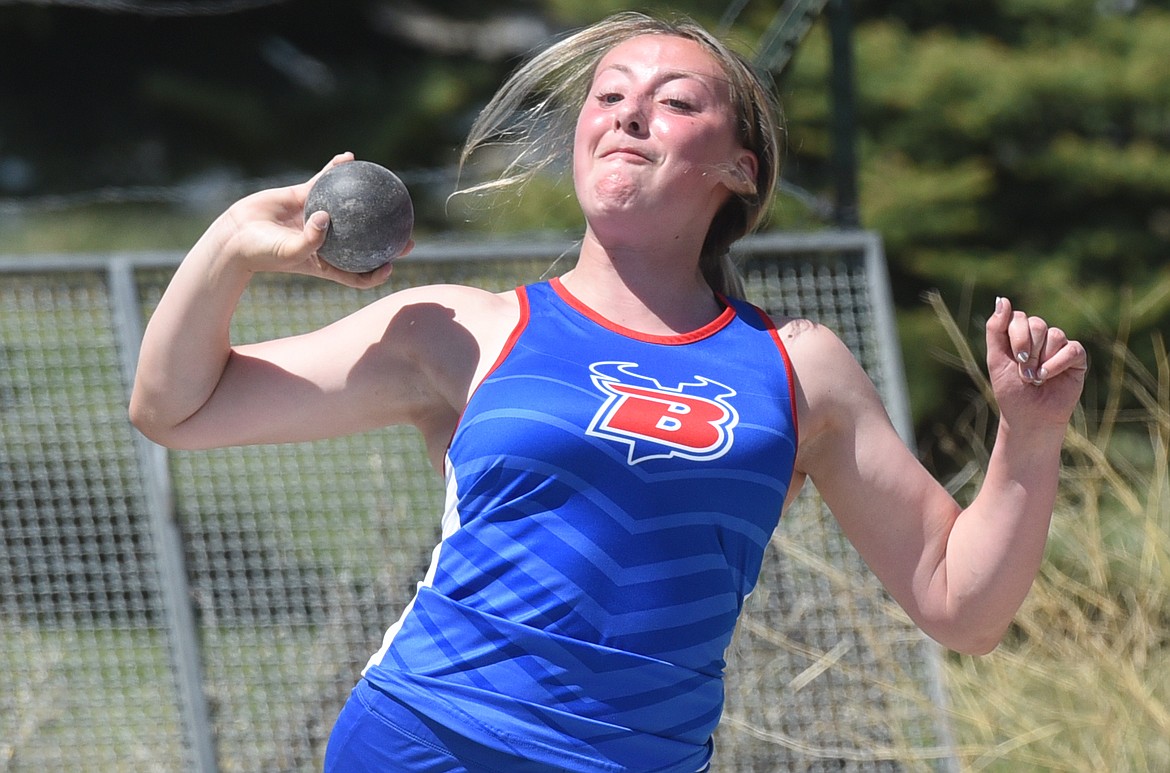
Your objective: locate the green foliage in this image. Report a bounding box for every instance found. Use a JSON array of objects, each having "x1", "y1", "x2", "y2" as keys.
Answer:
[
  {"x1": 3, "y1": 206, "x2": 212, "y2": 254},
  {"x1": 929, "y1": 298, "x2": 1170, "y2": 771},
  {"x1": 447, "y1": 172, "x2": 585, "y2": 237},
  {"x1": 772, "y1": 5, "x2": 1170, "y2": 447},
  {"x1": 3, "y1": 0, "x2": 1167, "y2": 454},
  {"x1": 5, "y1": 5, "x2": 1168, "y2": 767}
]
